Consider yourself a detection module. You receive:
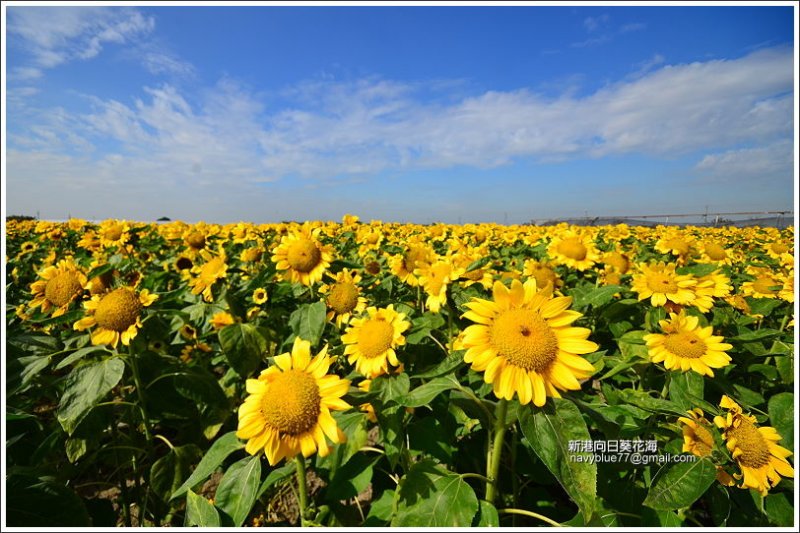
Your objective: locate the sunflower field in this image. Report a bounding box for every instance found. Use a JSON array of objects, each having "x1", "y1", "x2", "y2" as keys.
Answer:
[{"x1": 4, "y1": 216, "x2": 796, "y2": 527}]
